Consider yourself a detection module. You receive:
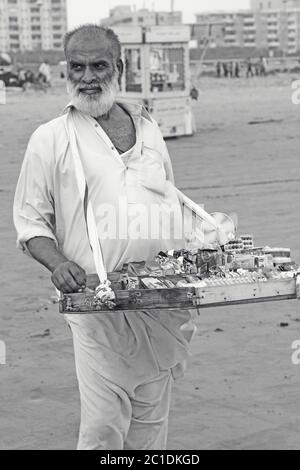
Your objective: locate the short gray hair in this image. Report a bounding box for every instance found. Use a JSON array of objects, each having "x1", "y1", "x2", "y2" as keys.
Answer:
[{"x1": 63, "y1": 24, "x2": 121, "y2": 61}]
